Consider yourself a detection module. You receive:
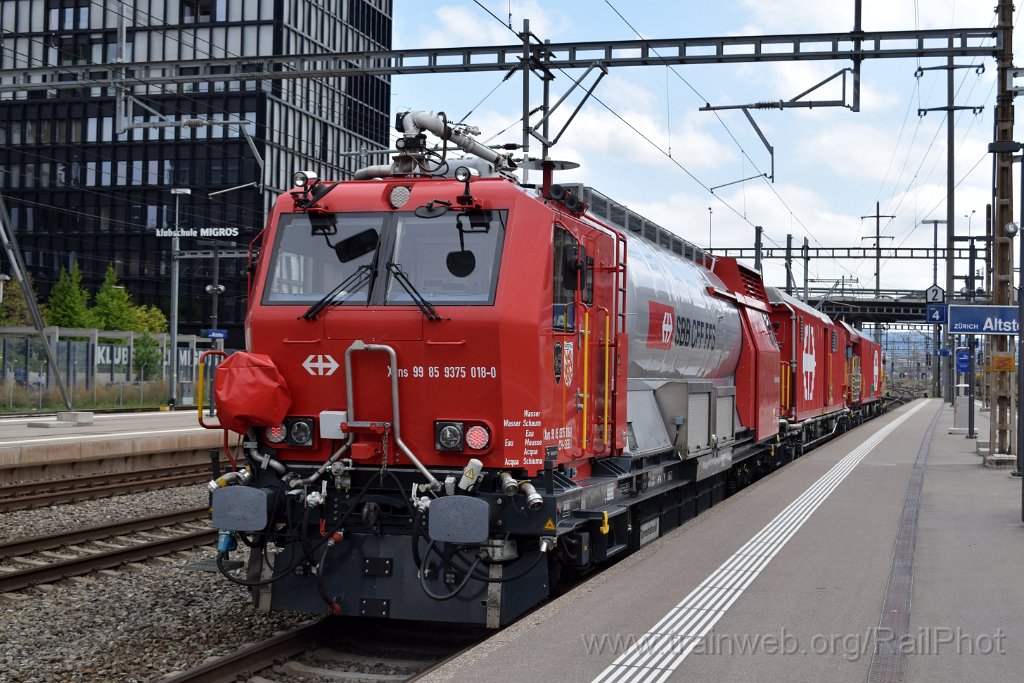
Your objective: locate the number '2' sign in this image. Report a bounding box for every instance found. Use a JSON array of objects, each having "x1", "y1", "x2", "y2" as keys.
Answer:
[{"x1": 925, "y1": 285, "x2": 945, "y2": 303}]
